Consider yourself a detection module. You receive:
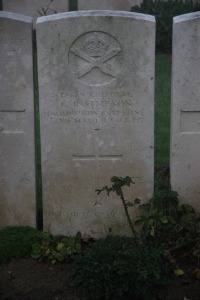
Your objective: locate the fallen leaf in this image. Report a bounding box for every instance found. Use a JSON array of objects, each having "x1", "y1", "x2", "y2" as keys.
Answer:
[
  {"x1": 174, "y1": 268, "x2": 184, "y2": 276},
  {"x1": 195, "y1": 268, "x2": 200, "y2": 280}
]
